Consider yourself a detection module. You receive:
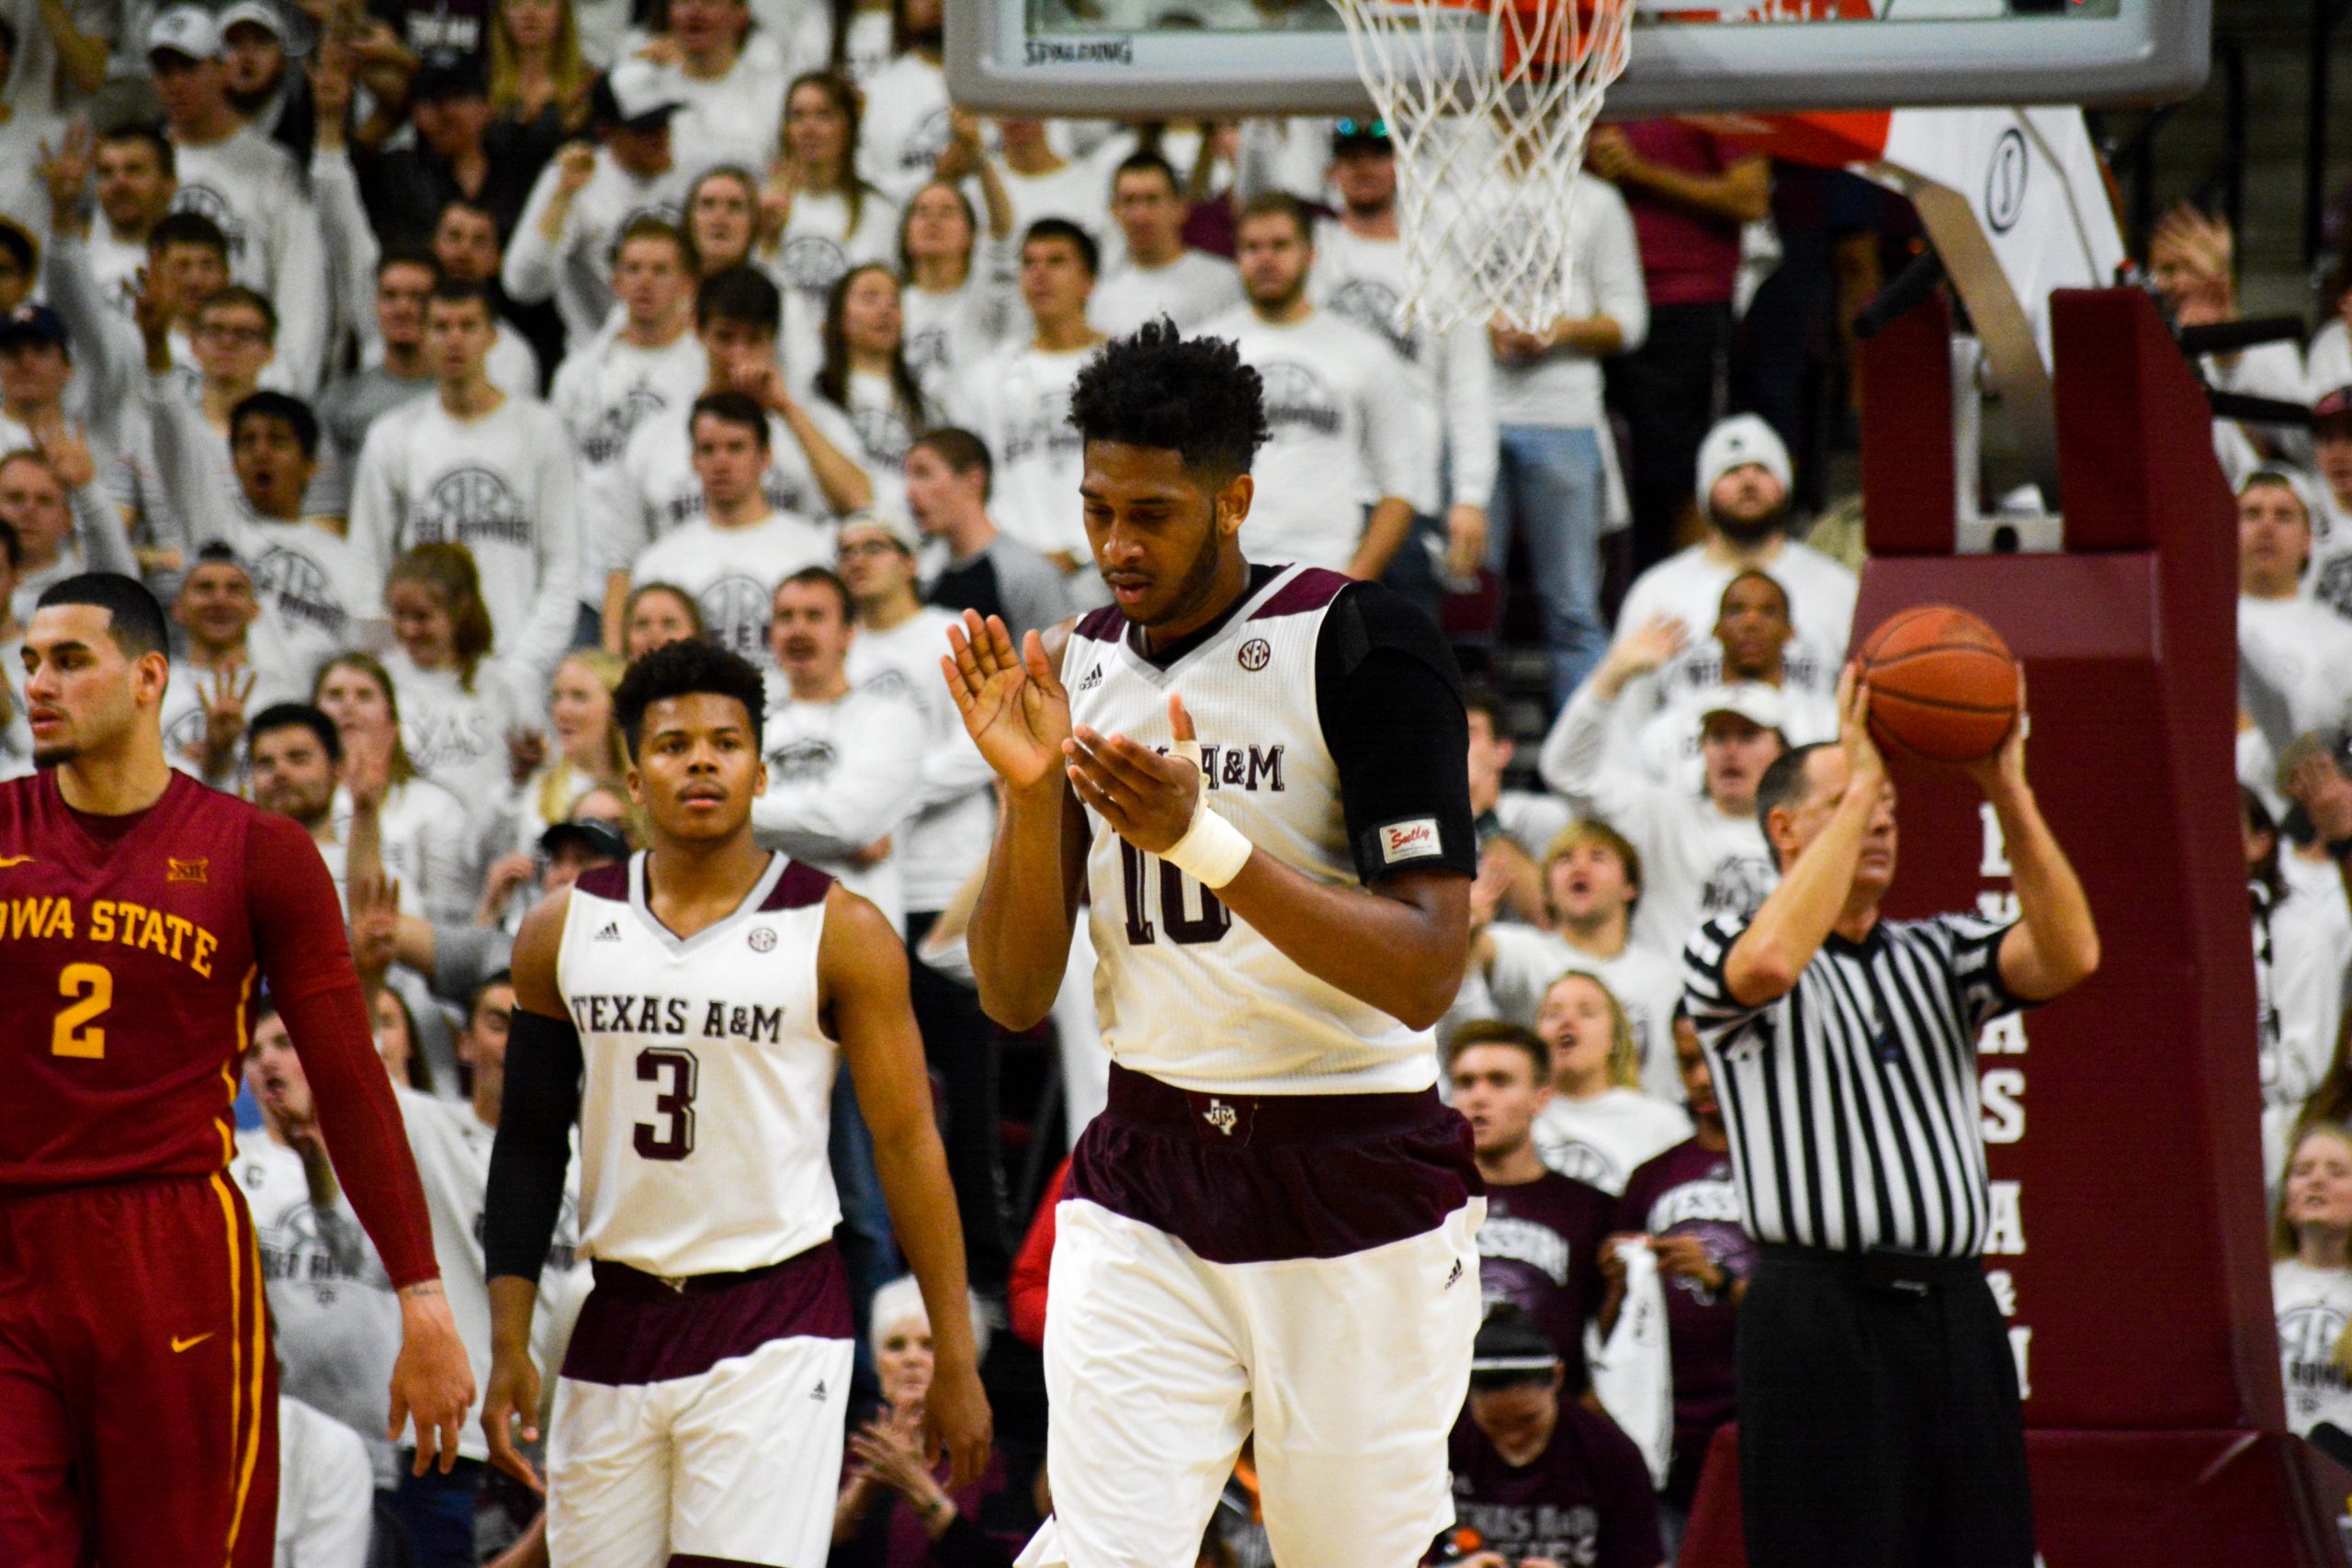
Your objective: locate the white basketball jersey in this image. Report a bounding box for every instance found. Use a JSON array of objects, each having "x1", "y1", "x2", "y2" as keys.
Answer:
[
  {"x1": 1066, "y1": 564, "x2": 1435, "y2": 1095},
  {"x1": 555, "y1": 852, "x2": 841, "y2": 1278}
]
